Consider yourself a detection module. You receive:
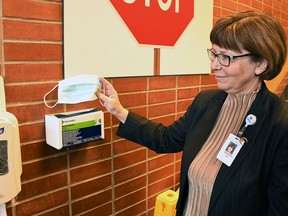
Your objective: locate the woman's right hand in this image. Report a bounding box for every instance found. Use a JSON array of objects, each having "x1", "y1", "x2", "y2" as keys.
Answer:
[{"x1": 96, "y1": 77, "x2": 128, "y2": 123}]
